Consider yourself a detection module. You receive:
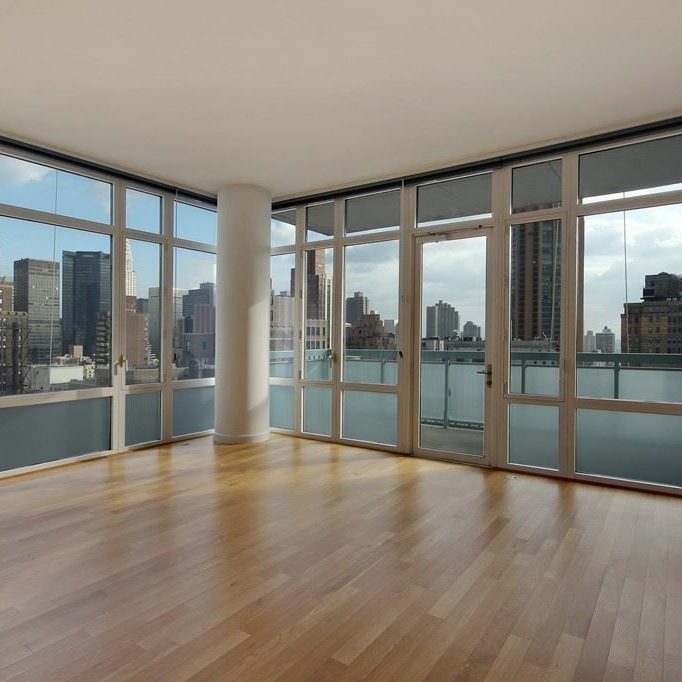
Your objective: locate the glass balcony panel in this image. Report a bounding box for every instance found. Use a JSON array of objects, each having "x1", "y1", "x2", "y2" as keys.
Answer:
[
  {"x1": 125, "y1": 392, "x2": 161, "y2": 446},
  {"x1": 270, "y1": 384, "x2": 294, "y2": 430},
  {"x1": 508, "y1": 403, "x2": 559, "y2": 470},
  {"x1": 303, "y1": 386, "x2": 332, "y2": 436},
  {"x1": 576, "y1": 409, "x2": 682, "y2": 487},
  {"x1": 0, "y1": 397, "x2": 111, "y2": 472},
  {"x1": 342, "y1": 390, "x2": 397, "y2": 446},
  {"x1": 173, "y1": 386, "x2": 214, "y2": 436}
]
